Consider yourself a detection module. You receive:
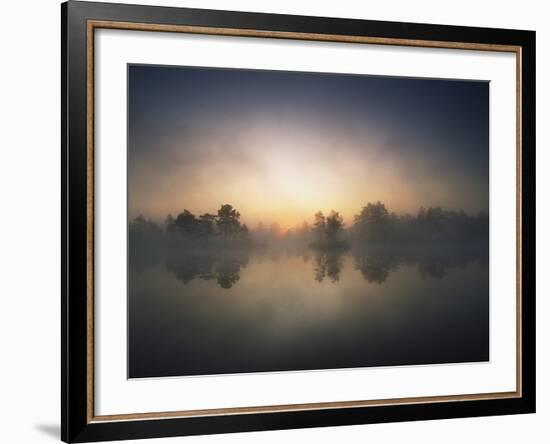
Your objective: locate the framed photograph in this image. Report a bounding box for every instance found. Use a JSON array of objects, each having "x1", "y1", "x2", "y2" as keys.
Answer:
[{"x1": 62, "y1": 1, "x2": 536, "y2": 442}]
